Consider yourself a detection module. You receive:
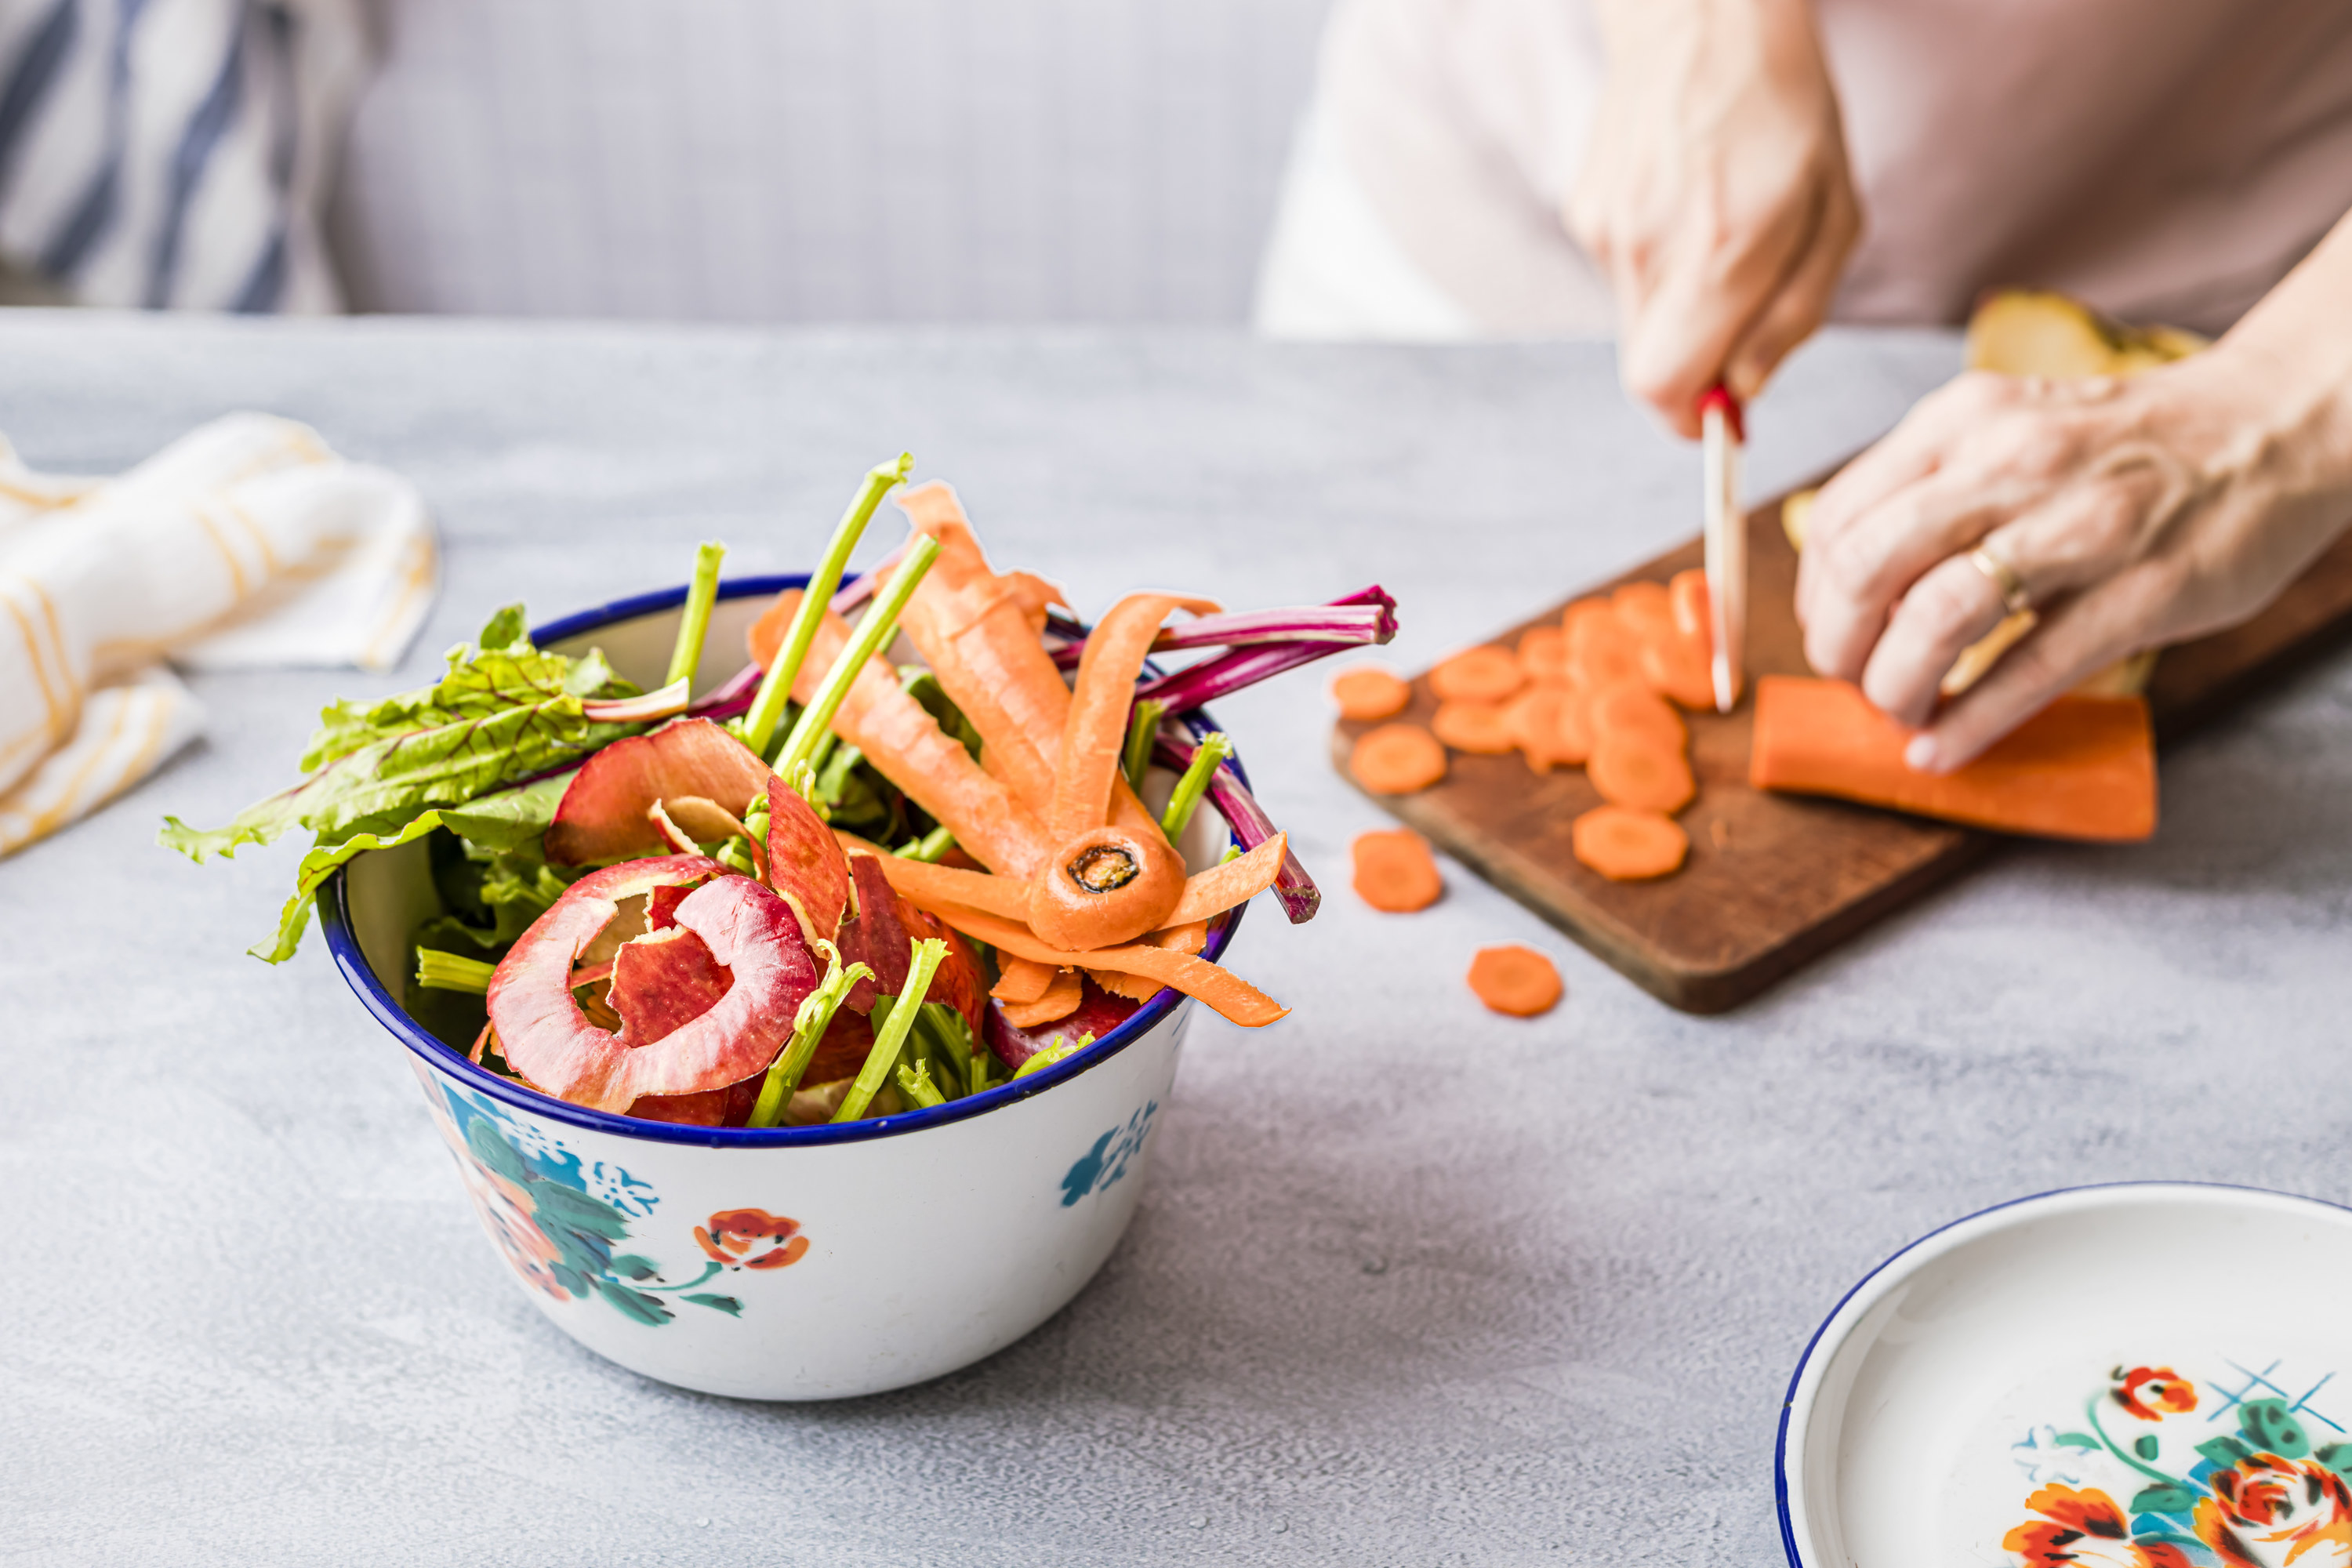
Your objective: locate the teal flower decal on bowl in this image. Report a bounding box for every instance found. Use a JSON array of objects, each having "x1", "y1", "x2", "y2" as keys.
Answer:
[{"x1": 430, "y1": 1085, "x2": 743, "y2": 1324}]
